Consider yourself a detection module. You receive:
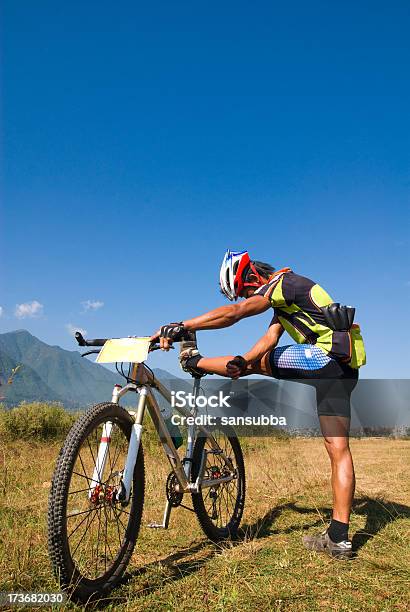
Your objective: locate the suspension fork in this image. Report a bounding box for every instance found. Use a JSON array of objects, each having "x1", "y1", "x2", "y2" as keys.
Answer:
[
  {"x1": 88, "y1": 384, "x2": 127, "y2": 497},
  {"x1": 89, "y1": 421, "x2": 113, "y2": 498},
  {"x1": 88, "y1": 383, "x2": 147, "y2": 502},
  {"x1": 119, "y1": 386, "x2": 147, "y2": 502}
]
